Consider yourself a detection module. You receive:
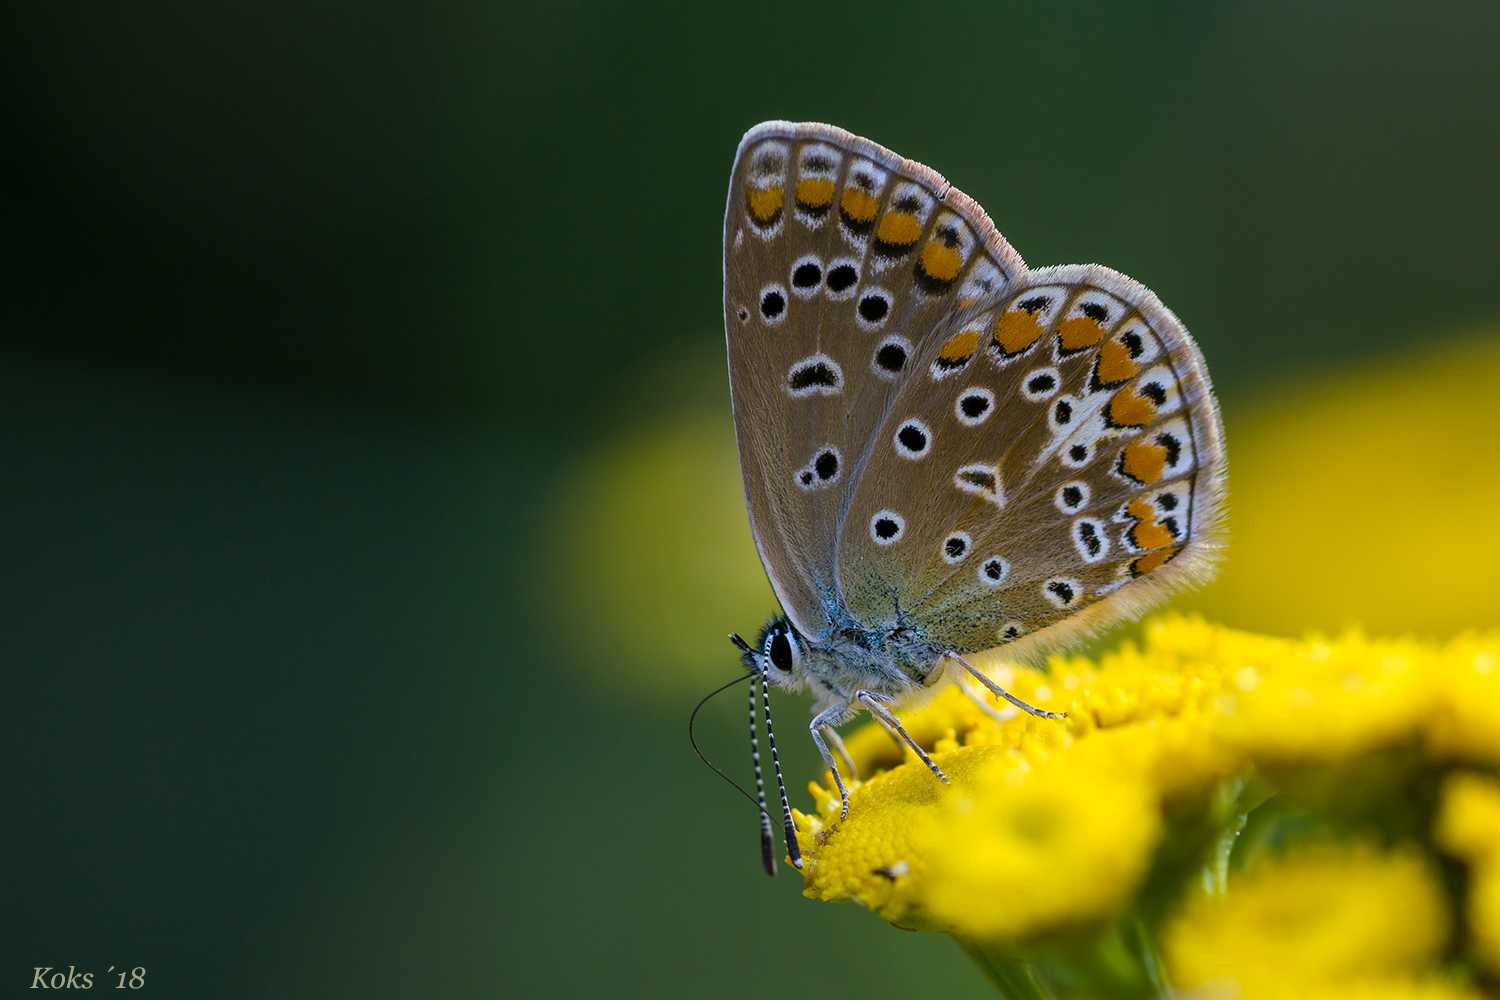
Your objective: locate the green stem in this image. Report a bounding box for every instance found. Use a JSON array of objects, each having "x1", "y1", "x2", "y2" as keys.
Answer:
[
  {"x1": 955, "y1": 940, "x2": 1056, "y2": 1000},
  {"x1": 956, "y1": 914, "x2": 1162, "y2": 1000}
]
